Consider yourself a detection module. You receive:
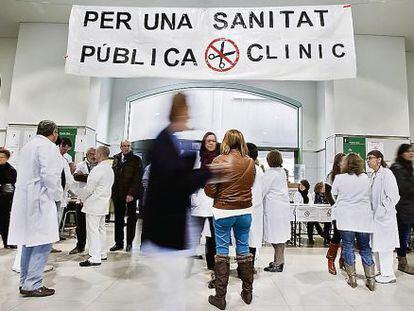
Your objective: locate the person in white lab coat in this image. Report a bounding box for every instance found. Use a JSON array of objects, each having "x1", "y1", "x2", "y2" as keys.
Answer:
[
  {"x1": 246, "y1": 143, "x2": 264, "y2": 269},
  {"x1": 55, "y1": 136, "x2": 74, "y2": 235},
  {"x1": 8, "y1": 120, "x2": 61, "y2": 297},
  {"x1": 59, "y1": 137, "x2": 75, "y2": 173},
  {"x1": 262, "y1": 150, "x2": 291, "y2": 273},
  {"x1": 366, "y1": 150, "x2": 400, "y2": 284},
  {"x1": 78, "y1": 146, "x2": 114, "y2": 267},
  {"x1": 69, "y1": 147, "x2": 97, "y2": 255},
  {"x1": 332, "y1": 153, "x2": 375, "y2": 291}
]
